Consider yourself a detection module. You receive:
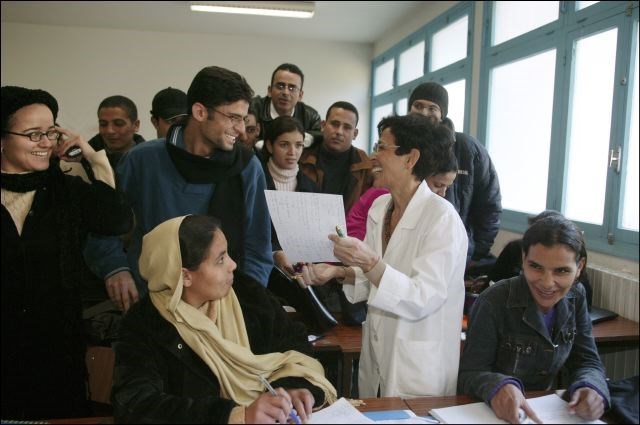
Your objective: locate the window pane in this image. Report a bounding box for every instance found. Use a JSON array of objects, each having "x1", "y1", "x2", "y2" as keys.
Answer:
[
  {"x1": 576, "y1": 1, "x2": 599, "y2": 11},
  {"x1": 486, "y1": 50, "x2": 556, "y2": 214},
  {"x1": 443, "y1": 79, "x2": 465, "y2": 133},
  {"x1": 374, "y1": 59, "x2": 395, "y2": 95},
  {"x1": 493, "y1": 1, "x2": 559, "y2": 46},
  {"x1": 565, "y1": 29, "x2": 617, "y2": 225},
  {"x1": 396, "y1": 98, "x2": 408, "y2": 116},
  {"x1": 431, "y1": 15, "x2": 468, "y2": 71},
  {"x1": 398, "y1": 41, "x2": 425, "y2": 85},
  {"x1": 372, "y1": 103, "x2": 394, "y2": 147},
  {"x1": 621, "y1": 24, "x2": 639, "y2": 231}
]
